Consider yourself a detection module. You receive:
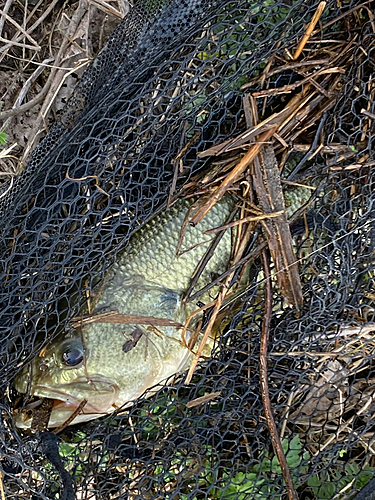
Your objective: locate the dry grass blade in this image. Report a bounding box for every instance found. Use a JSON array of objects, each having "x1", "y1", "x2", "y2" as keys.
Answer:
[
  {"x1": 0, "y1": 8, "x2": 41, "y2": 49},
  {"x1": 186, "y1": 391, "x2": 221, "y2": 408},
  {"x1": 190, "y1": 126, "x2": 278, "y2": 226},
  {"x1": 185, "y1": 191, "x2": 257, "y2": 384},
  {"x1": 0, "y1": 470, "x2": 5, "y2": 500},
  {"x1": 0, "y1": 143, "x2": 17, "y2": 160},
  {"x1": 198, "y1": 113, "x2": 285, "y2": 157},
  {"x1": 181, "y1": 300, "x2": 216, "y2": 348},
  {"x1": 0, "y1": 37, "x2": 39, "y2": 50},
  {"x1": 0, "y1": 90, "x2": 48, "y2": 121},
  {"x1": 244, "y1": 59, "x2": 330, "y2": 87},
  {"x1": 183, "y1": 207, "x2": 237, "y2": 301},
  {"x1": 252, "y1": 66, "x2": 344, "y2": 98},
  {"x1": 0, "y1": 0, "x2": 13, "y2": 38},
  {"x1": 185, "y1": 292, "x2": 224, "y2": 384},
  {"x1": 320, "y1": 0, "x2": 373, "y2": 30},
  {"x1": 361, "y1": 109, "x2": 375, "y2": 120},
  {"x1": 91, "y1": 0, "x2": 124, "y2": 18},
  {"x1": 66, "y1": 172, "x2": 109, "y2": 196},
  {"x1": 169, "y1": 131, "x2": 201, "y2": 205},
  {"x1": 185, "y1": 238, "x2": 268, "y2": 306},
  {"x1": 204, "y1": 210, "x2": 284, "y2": 234},
  {"x1": 329, "y1": 160, "x2": 375, "y2": 171}
]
